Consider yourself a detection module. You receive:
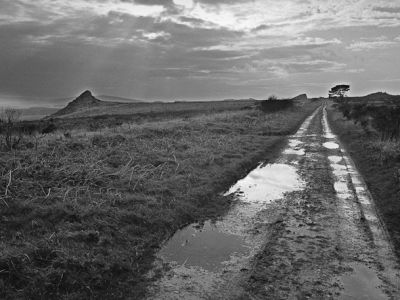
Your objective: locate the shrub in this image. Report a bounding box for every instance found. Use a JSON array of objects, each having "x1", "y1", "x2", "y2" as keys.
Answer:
[
  {"x1": 268, "y1": 95, "x2": 278, "y2": 101},
  {"x1": 259, "y1": 98, "x2": 293, "y2": 112},
  {"x1": 337, "y1": 101, "x2": 400, "y2": 141},
  {"x1": 0, "y1": 108, "x2": 23, "y2": 150},
  {"x1": 42, "y1": 123, "x2": 57, "y2": 134}
]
